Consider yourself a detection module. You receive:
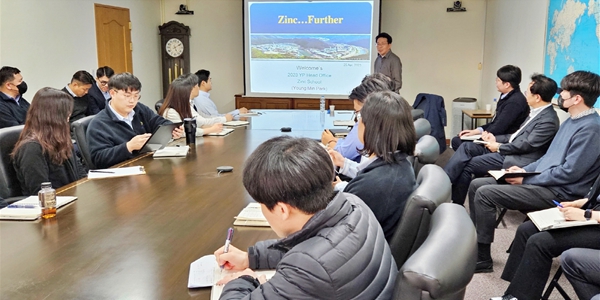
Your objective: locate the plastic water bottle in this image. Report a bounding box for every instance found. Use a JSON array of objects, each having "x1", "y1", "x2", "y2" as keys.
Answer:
[
  {"x1": 38, "y1": 182, "x2": 57, "y2": 219},
  {"x1": 320, "y1": 95, "x2": 325, "y2": 112}
]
